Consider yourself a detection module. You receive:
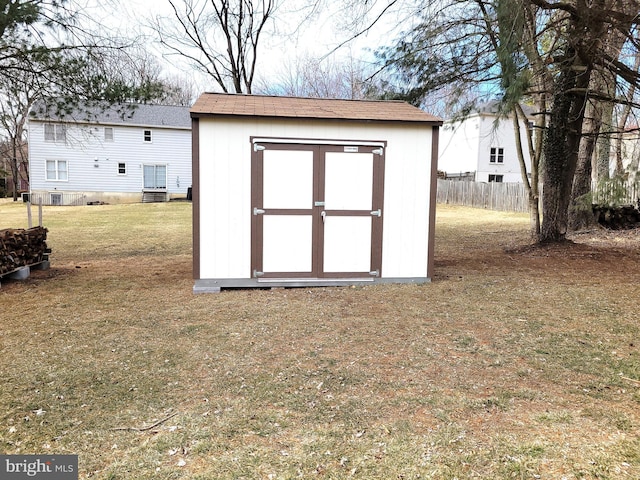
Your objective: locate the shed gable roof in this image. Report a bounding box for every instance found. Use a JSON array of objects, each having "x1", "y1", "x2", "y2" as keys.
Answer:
[{"x1": 191, "y1": 93, "x2": 442, "y2": 124}]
